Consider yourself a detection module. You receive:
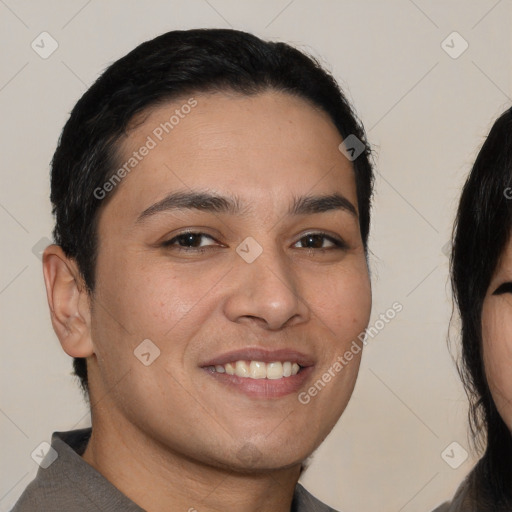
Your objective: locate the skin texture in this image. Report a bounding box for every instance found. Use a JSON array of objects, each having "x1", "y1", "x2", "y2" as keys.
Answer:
[
  {"x1": 43, "y1": 90, "x2": 372, "y2": 512},
  {"x1": 483, "y1": 238, "x2": 512, "y2": 430}
]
